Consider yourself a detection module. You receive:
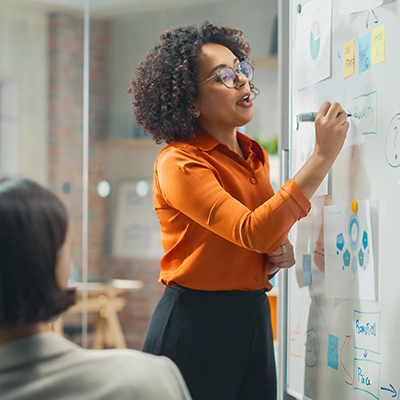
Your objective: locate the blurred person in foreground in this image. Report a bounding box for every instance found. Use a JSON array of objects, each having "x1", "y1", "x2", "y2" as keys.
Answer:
[{"x1": 0, "y1": 178, "x2": 192, "y2": 400}]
